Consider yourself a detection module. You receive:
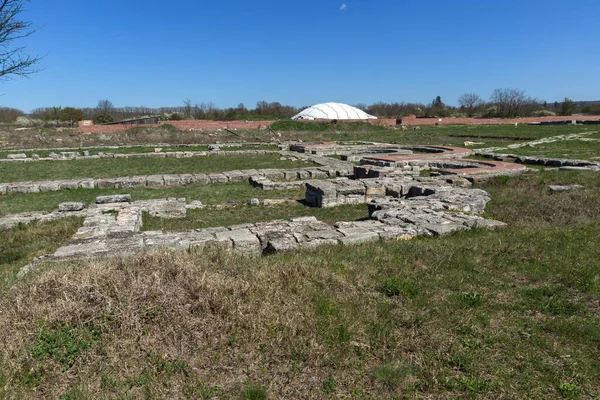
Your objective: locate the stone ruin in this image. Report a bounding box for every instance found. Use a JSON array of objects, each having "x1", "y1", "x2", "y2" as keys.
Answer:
[{"x1": 2, "y1": 140, "x2": 596, "y2": 276}]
